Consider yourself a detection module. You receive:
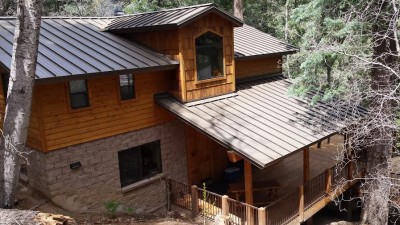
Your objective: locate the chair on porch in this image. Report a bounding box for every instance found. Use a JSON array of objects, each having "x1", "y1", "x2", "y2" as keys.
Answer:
[{"x1": 227, "y1": 180, "x2": 282, "y2": 206}]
